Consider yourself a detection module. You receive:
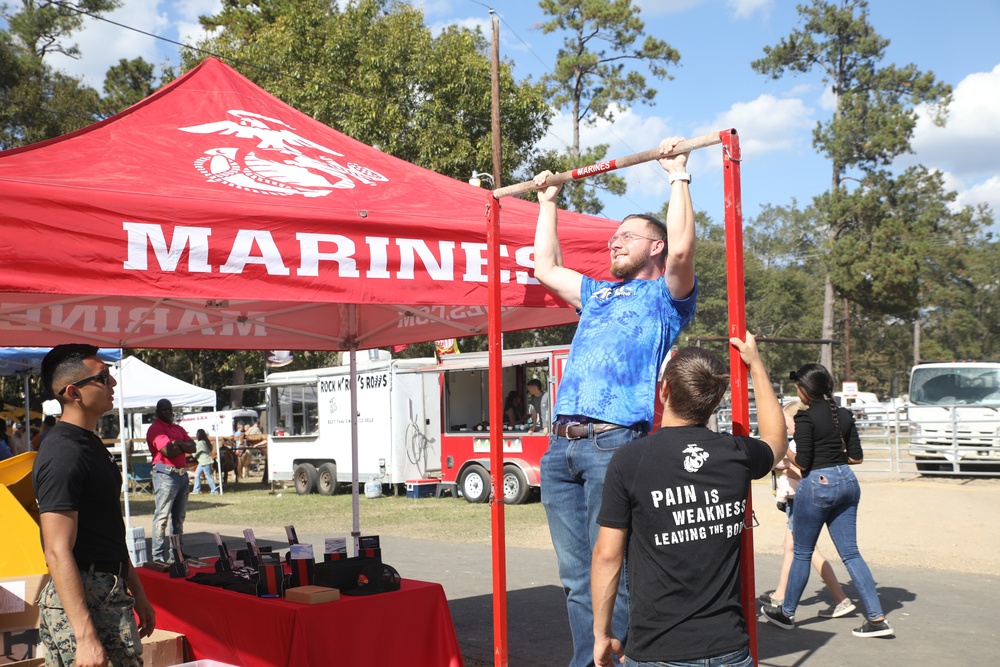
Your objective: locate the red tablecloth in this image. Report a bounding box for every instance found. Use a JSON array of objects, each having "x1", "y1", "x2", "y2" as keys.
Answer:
[{"x1": 136, "y1": 566, "x2": 464, "y2": 667}]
